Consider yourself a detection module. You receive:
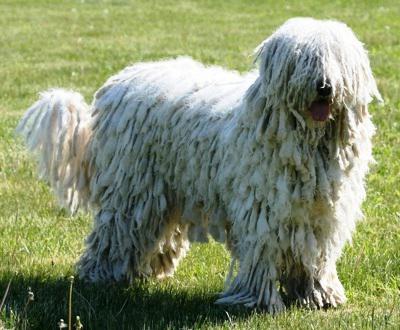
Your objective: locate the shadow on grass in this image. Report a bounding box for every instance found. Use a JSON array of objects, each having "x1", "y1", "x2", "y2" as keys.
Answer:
[{"x1": 0, "y1": 274, "x2": 253, "y2": 329}]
